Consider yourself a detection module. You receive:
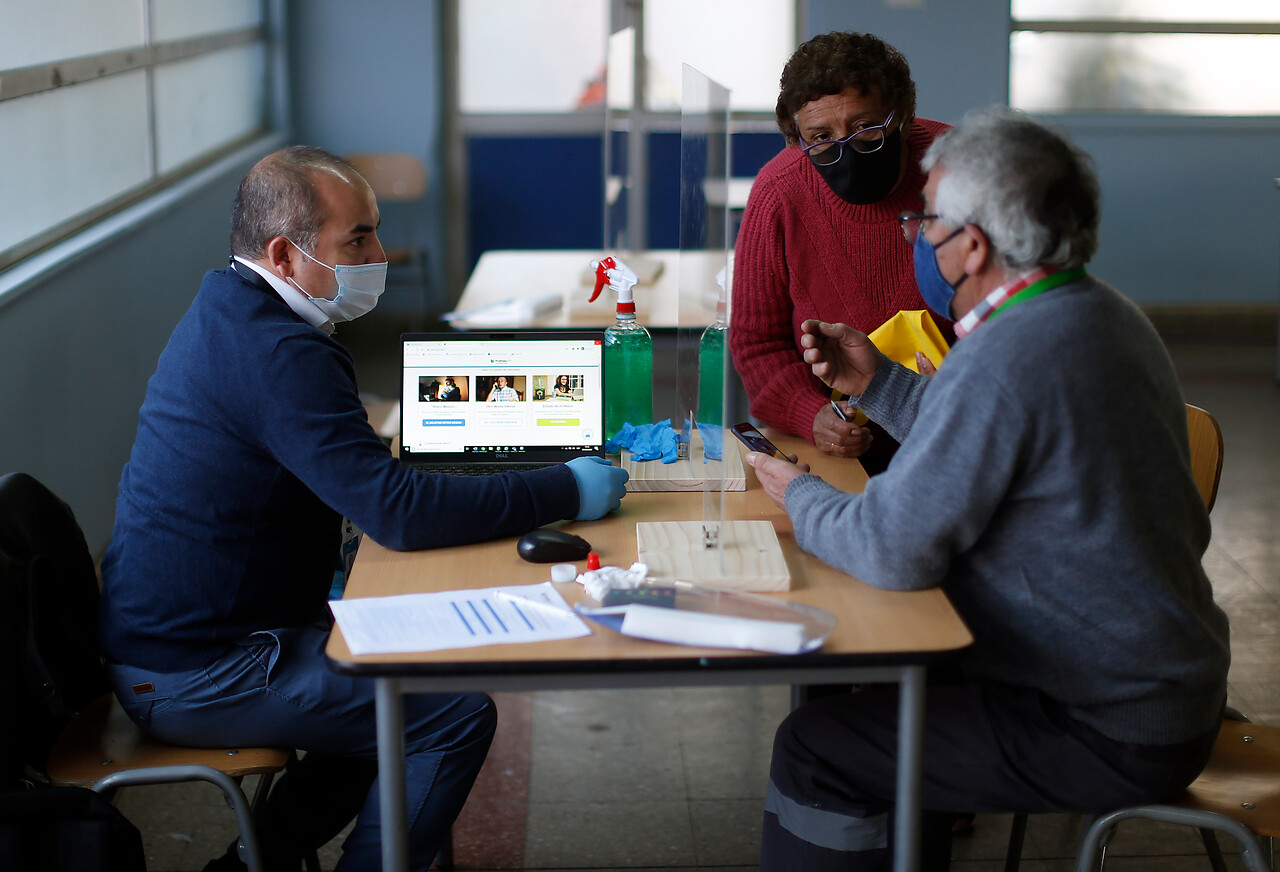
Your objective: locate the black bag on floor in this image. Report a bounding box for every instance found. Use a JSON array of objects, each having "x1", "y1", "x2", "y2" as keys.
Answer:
[{"x1": 0, "y1": 786, "x2": 146, "y2": 872}]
